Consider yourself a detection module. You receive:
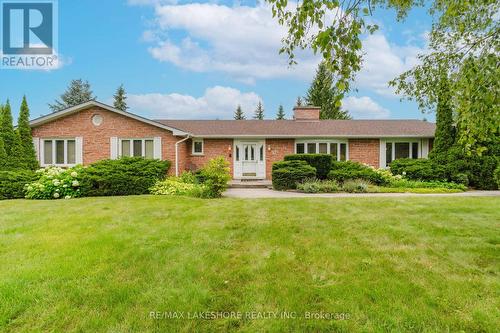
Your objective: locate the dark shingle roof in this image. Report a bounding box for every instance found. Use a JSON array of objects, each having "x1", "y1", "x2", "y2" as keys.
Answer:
[{"x1": 155, "y1": 119, "x2": 435, "y2": 138}]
